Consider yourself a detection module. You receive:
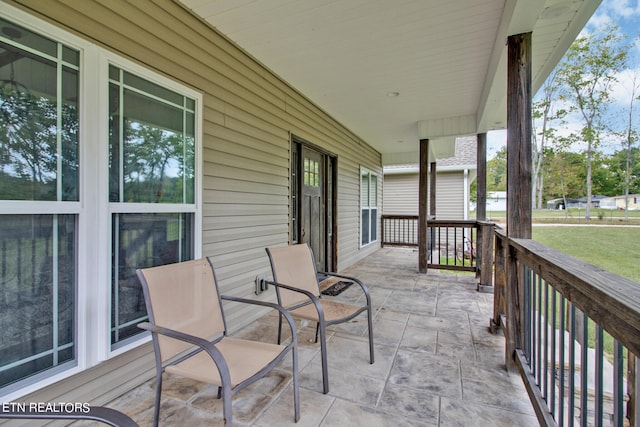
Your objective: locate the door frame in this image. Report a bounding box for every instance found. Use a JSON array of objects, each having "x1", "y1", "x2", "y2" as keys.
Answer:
[{"x1": 290, "y1": 134, "x2": 337, "y2": 272}]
